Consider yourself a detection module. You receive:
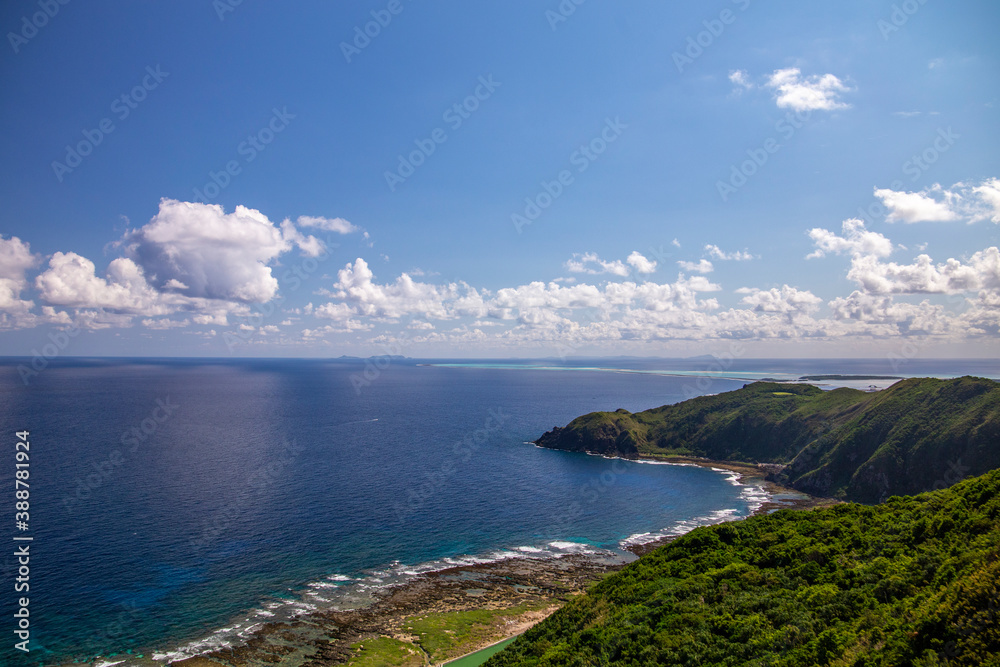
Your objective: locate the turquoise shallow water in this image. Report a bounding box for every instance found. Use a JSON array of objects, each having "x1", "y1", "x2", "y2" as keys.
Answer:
[{"x1": 0, "y1": 357, "x2": 995, "y2": 665}]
